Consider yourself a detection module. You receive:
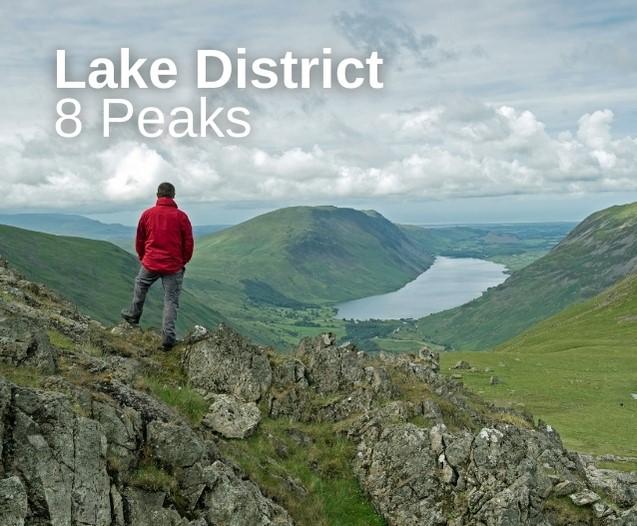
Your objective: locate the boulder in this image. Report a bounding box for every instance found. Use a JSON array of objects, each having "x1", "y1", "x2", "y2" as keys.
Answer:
[
  {"x1": 202, "y1": 394, "x2": 261, "y2": 439},
  {"x1": 182, "y1": 325, "x2": 272, "y2": 402},
  {"x1": 570, "y1": 489, "x2": 601, "y2": 506},
  {"x1": 553, "y1": 479, "x2": 580, "y2": 496},
  {"x1": 296, "y1": 336, "x2": 368, "y2": 393},
  {"x1": 452, "y1": 360, "x2": 471, "y2": 370},
  {"x1": 197, "y1": 461, "x2": 293, "y2": 525},
  {"x1": 0, "y1": 315, "x2": 57, "y2": 373}
]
